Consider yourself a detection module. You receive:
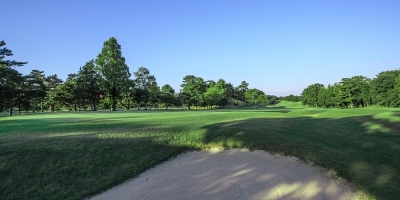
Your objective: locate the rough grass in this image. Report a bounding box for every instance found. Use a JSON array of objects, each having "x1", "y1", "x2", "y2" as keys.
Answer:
[{"x1": 0, "y1": 102, "x2": 399, "y2": 199}]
